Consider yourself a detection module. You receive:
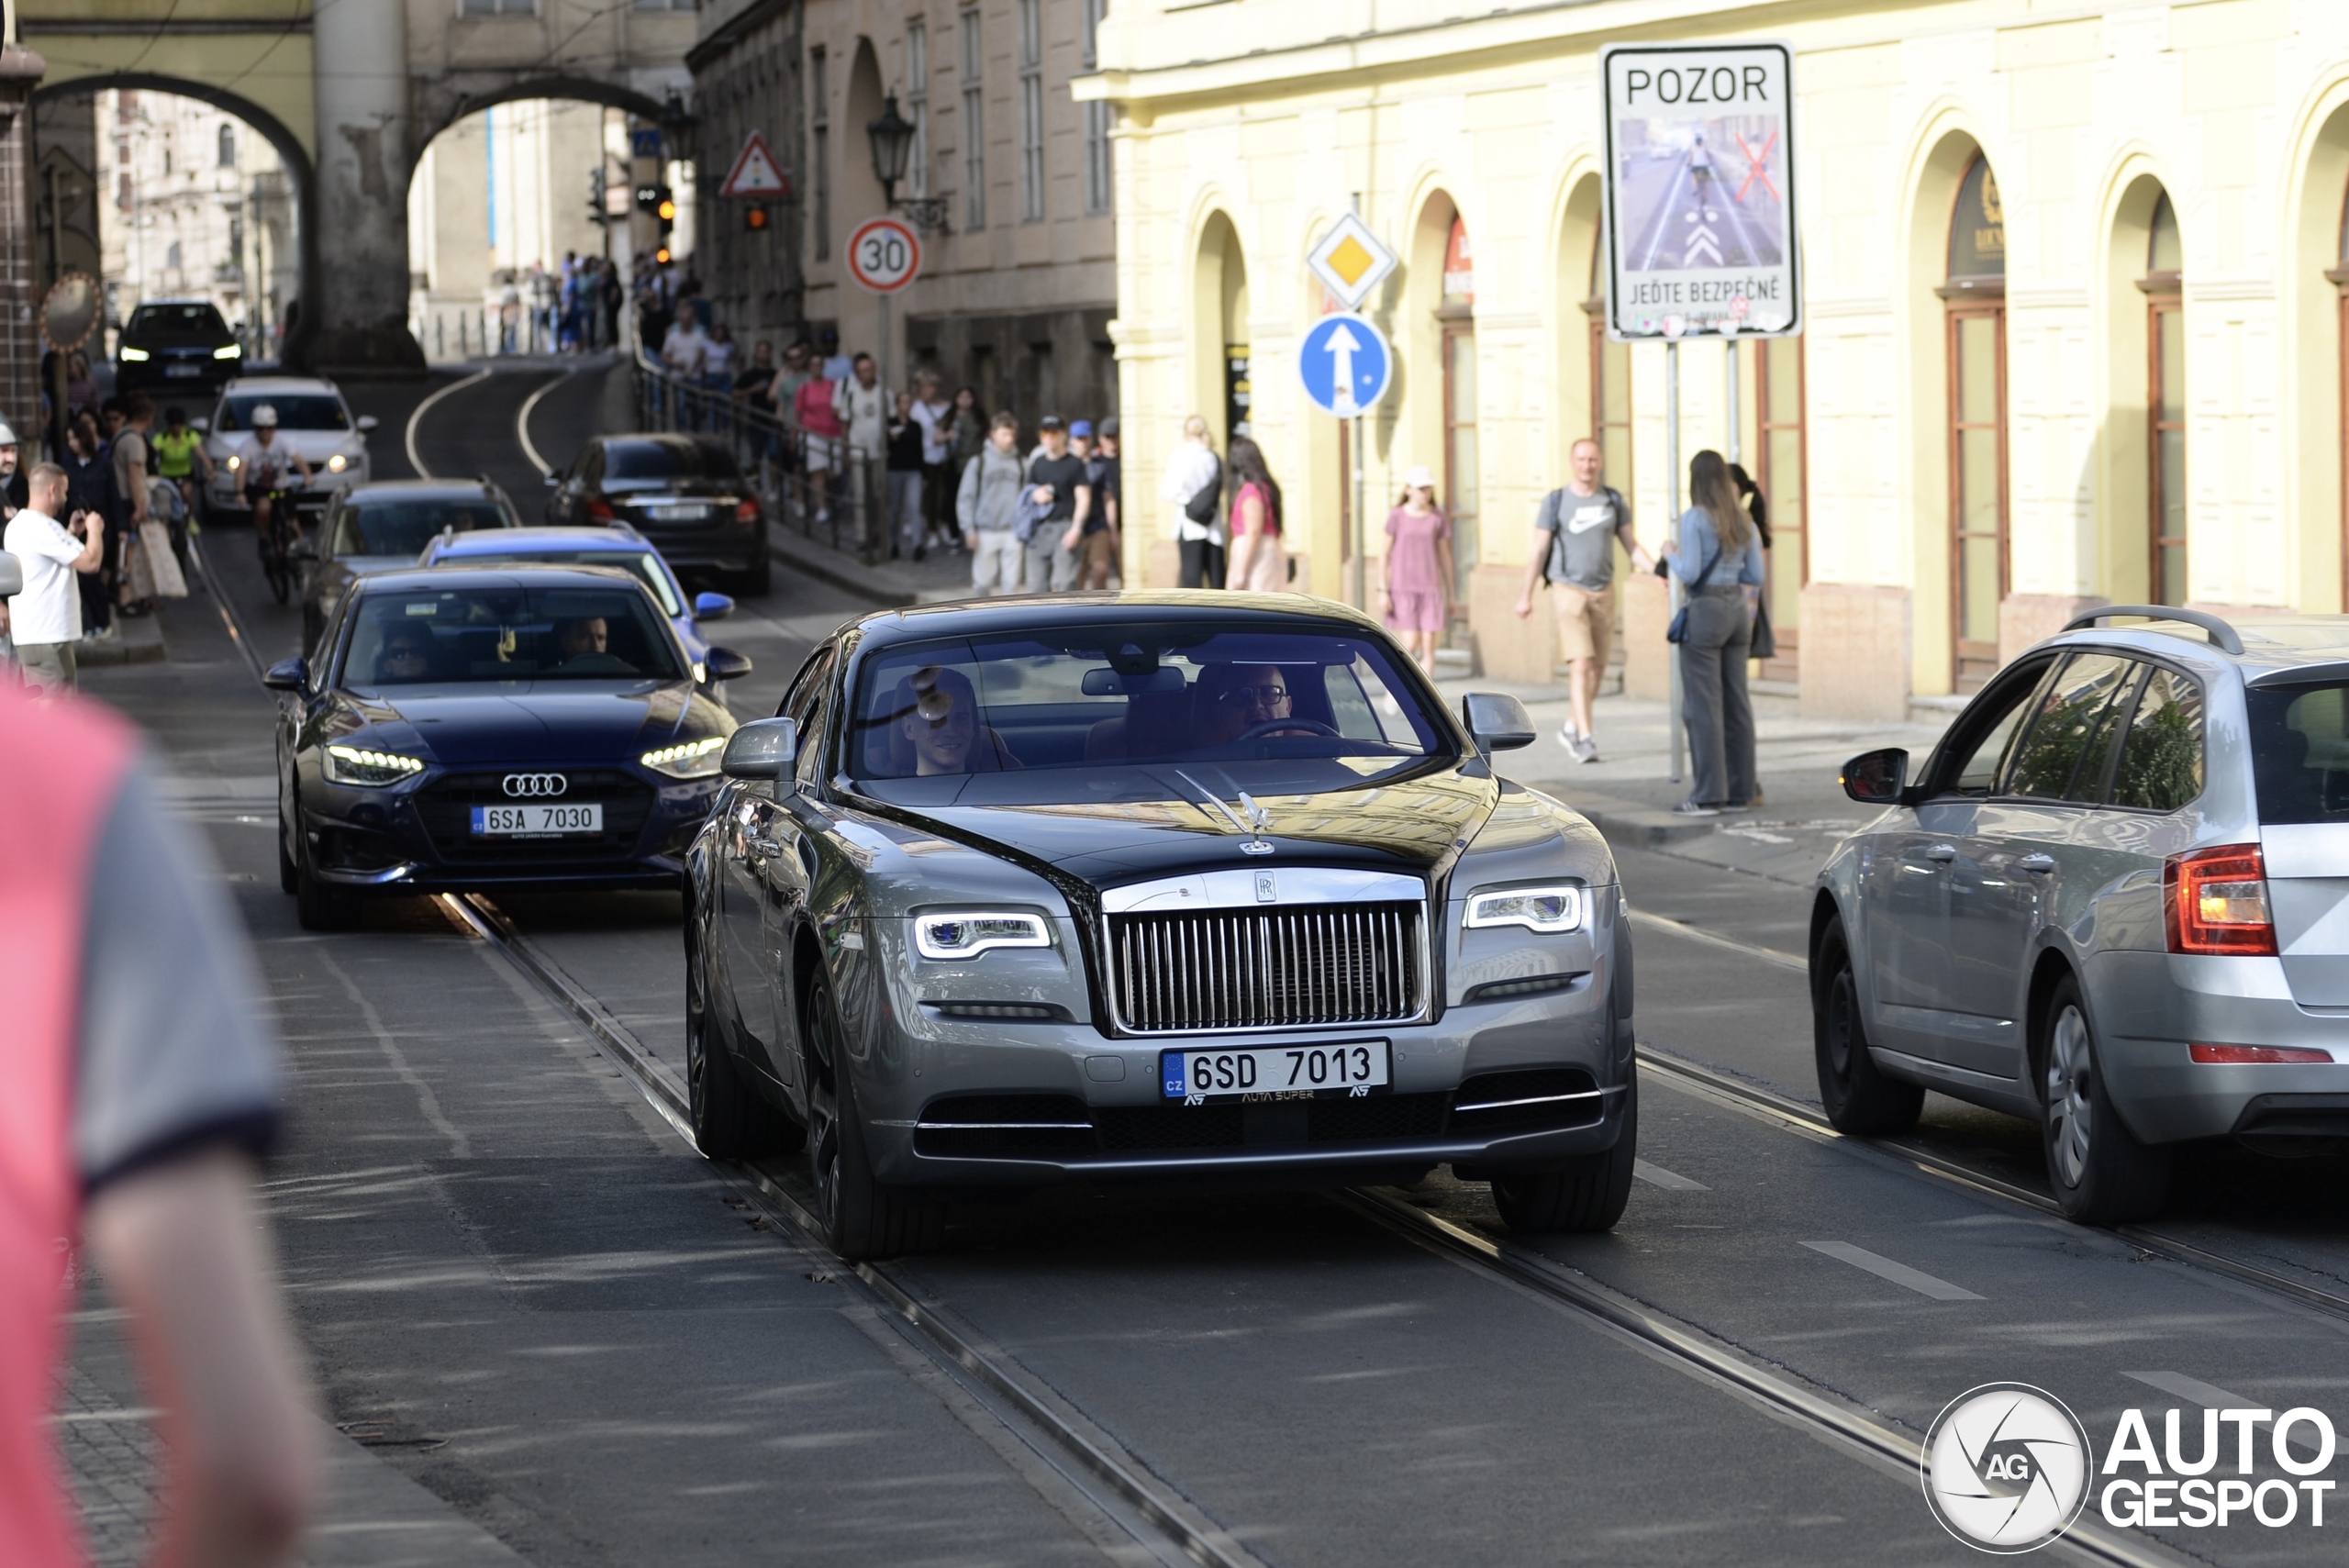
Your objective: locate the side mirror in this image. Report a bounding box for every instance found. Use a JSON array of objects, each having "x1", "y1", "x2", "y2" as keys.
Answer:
[
  {"x1": 693, "y1": 590, "x2": 734, "y2": 621},
  {"x1": 1461, "y1": 692, "x2": 1536, "y2": 752},
  {"x1": 355, "y1": 415, "x2": 380, "y2": 433},
  {"x1": 190, "y1": 417, "x2": 209, "y2": 434},
  {"x1": 706, "y1": 646, "x2": 754, "y2": 683},
  {"x1": 0, "y1": 551, "x2": 20, "y2": 597},
  {"x1": 1841, "y1": 748, "x2": 1910, "y2": 805},
  {"x1": 721, "y1": 717, "x2": 796, "y2": 779},
  {"x1": 262, "y1": 656, "x2": 308, "y2": 692}
]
